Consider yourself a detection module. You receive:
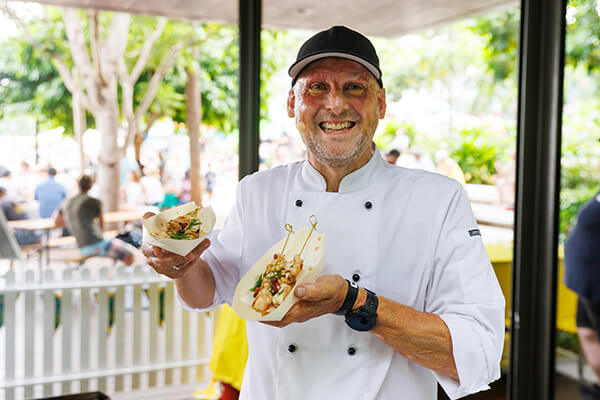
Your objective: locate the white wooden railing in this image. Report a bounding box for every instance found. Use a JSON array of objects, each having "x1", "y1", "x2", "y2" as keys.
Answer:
[{"x1": 0, "y1": 265, "x2": 214, "y2": 400}]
